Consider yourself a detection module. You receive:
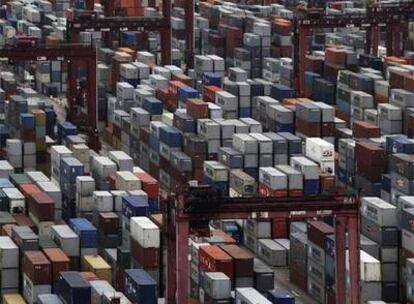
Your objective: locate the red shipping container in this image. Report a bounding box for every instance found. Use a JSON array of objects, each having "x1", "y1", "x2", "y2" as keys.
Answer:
[
  {"x1": 187, "y1": 98, "x2": 209, "y2": 119},
  {"x1": 43, "y1": 248, "x2": 70, "y2": 283},
  {"x1": 320, "y1": 174, "x2": 336, "y2": 194},
  {"x1": 198, "y1": 245, "x2": 234, "y2": 279},
  {"x1": 307, "y1": 221, "x2": 334, "y2": 248},
  {"x1": 23, "y1": 250, "x2": 52, "y2": 285},
  {"x1": 355, "y1": 142, "x2": 385, "y2": 166},
  {"x1": 134, "y1": 171, "x2": 158, "y2": 199},
  {"x1": 98, "y1": 212, "x2": 119, "y2": 234},
  {"x1": 18, "y1": 183, "x2": 41, "y2": 199},
  {"x1": 28, "y1": 192, "x2": 54, "y2": 221},
  {"x1": 321, "y1": 122, "x2": 336, "y2": 137},
  {"x1": 130, "y1": 237, "x2": 160, "y2": 268},
  {"x1": 352, "y1": 121, "x2": 380, "y2": 138},
  {"x1": 210, "y1": 229, "x2": 237, "y2": 245},
  {"x1": 325, "y1": 48, "x2": 347, "y2": 65},
  {"x1": 203, "y1": 85, "x2": 223, "y2": 103},
  {"x1": 172, "y1": 74, "x2": 193, "y2": 87},
  {"x1": 404, "y1": 74, "x2": 414, "y2": 93},
  {"x1": 271, "y1": 218, "x2": 289, "y2": 239},
  {"x1": 258, "y1": 183, "x2": 288, "y2": 198},
  {"x1": 219, "y1": 245, "x2": 253, "y2": 277},
  {"x1": 13, "y1": 214, "x2": 35, "y2": 228},
  {"x1": 389, "y1": 69, "x2": 408, "y2": 89}
]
